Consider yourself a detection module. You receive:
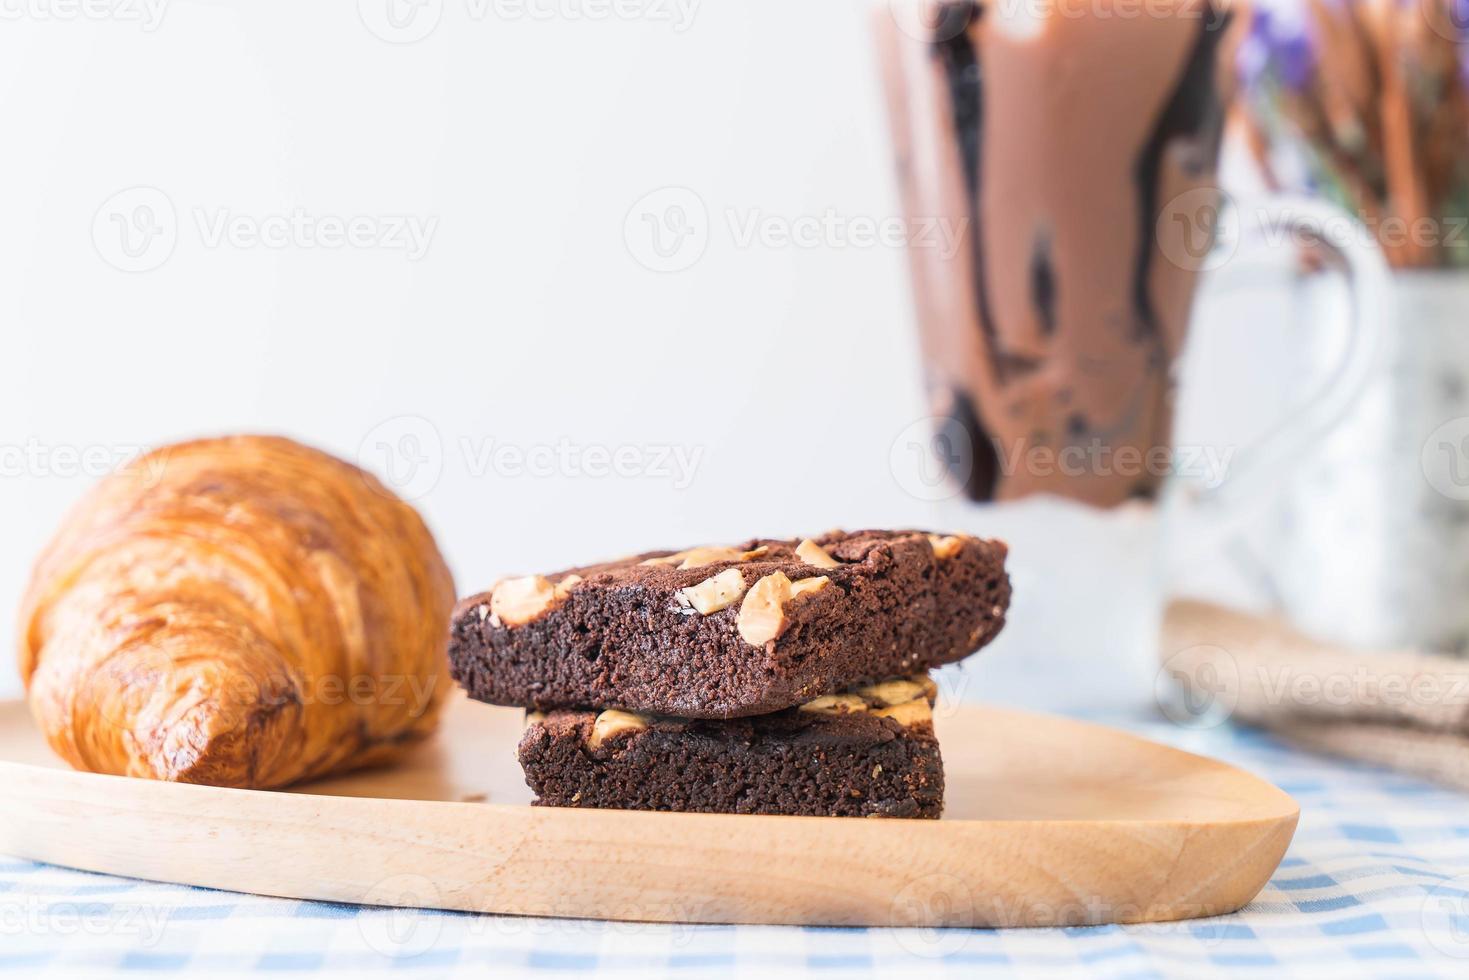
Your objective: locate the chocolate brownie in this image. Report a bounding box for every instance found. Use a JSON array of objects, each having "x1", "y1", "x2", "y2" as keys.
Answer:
[
  {"x1": 449, "y1": 529, "x2": 1009, "y2": 718},
  {"x1": 518, "y1": 675, "x2": 944, "y2": 818}
]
